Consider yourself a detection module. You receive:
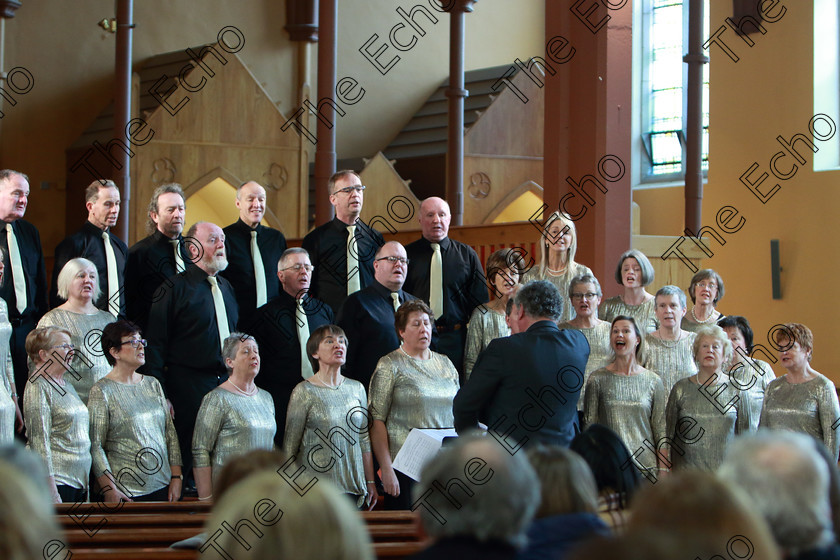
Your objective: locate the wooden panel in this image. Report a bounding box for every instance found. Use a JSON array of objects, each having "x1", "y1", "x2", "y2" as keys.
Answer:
[
  {"x1": 462, "y1": 155, "x2": 543, "y2": 225},
  {"x1": 359, "y1": 153, "x2": 422, "y2": 233}
]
